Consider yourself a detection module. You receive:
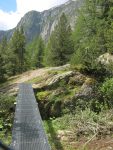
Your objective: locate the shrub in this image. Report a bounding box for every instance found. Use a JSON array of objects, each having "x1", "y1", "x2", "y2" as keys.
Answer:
[
  {"x1": 100, "y1": 78, "x2": 113, "y2": 108},
  {"x1": 37, "y1": 91, "x2": 51, "y2": 101},
  {"x1": 0, "y1": 94, "x2": 15, "y2": 144}
]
